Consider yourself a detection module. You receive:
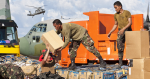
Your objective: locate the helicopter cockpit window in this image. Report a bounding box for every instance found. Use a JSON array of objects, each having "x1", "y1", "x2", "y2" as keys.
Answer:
[
  {"x1": 36, "y1": 27, "x2": 42, "y2": 32},
  {"x1": 44, "y1": 24, "x2": 47, "y2": 26},
  {"x1": 31, "y1": 24, "x2": 47, "y2": 32},
  {"x1": 32, "y1": 36, "x2": 36, "y2": 43},
  {"x1": 35, "y1": 27, "x2": 39, "y2": 32},
  {"x1": 41, "y1": 23, "x2": 47, "y2": 32},
  {"x1": 42, "y1": 26, "x2": 46, "y2": 32},
  {"x1": 30, "y1": 26, "x2": 36, "y2": 31},
  {"x1": 36, "y1": 36, "x2": 40, "y2": 42},
  {"x1": 40, "y1": 24, "x2": 43, "y2": 26},
  {"x1": 38, "y1": 24, "x2": 41, "y2": 26},
  {"x1": 29, "y1": 32, "x2": 32, "y2": 35}
]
